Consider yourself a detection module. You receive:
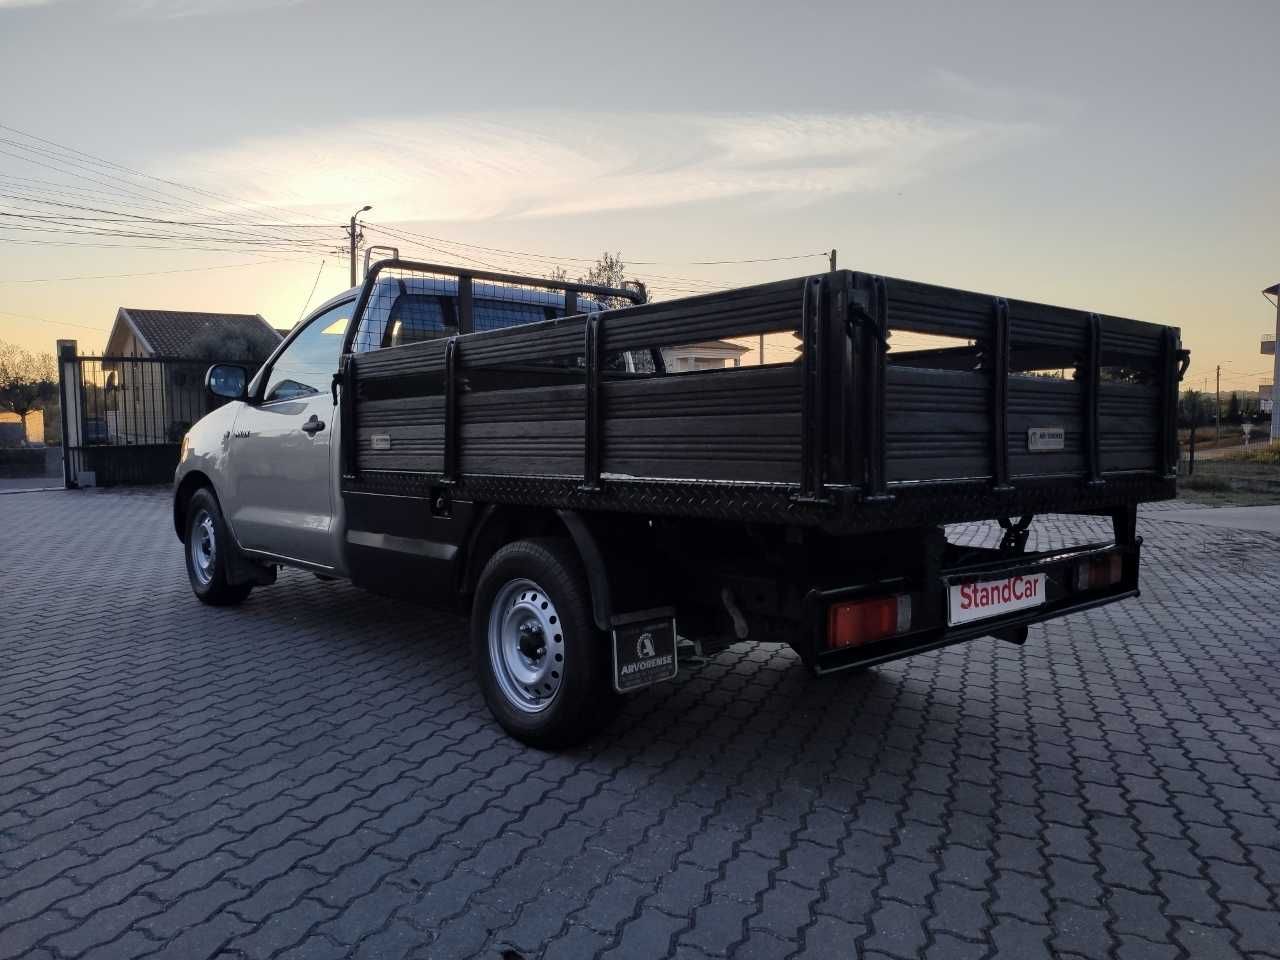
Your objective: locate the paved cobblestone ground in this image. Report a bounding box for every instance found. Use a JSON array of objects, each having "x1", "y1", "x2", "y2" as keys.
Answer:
[{"x1": 3, "y1": 489, "x2": 1280, "y2": 959}]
